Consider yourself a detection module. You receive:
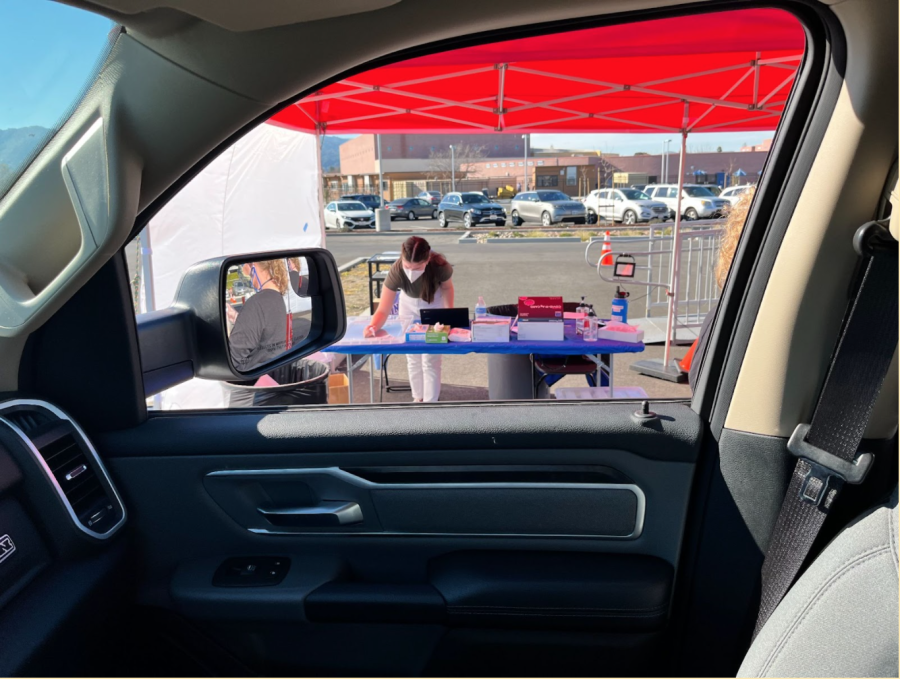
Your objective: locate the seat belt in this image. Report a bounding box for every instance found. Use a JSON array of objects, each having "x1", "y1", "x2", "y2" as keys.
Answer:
[{"x1": 754, "y1": 220, "x2": 898, "y2": 637}]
